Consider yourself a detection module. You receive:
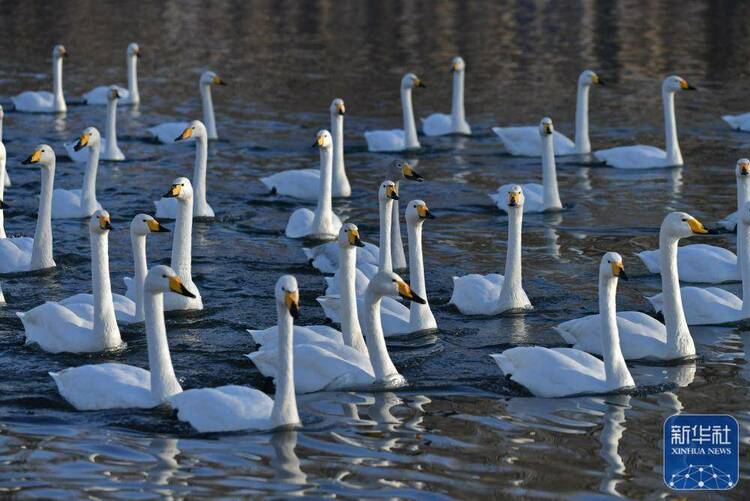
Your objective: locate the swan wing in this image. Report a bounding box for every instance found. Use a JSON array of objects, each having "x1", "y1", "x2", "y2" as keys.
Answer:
[
  {"x1": 260, "y1": 169, "x2": 320, "y2": 200},
  {"x1": 154, "y1": 197, "x2": 178, "y2": 219},
  {"x1": 449, "y1": 273, "x2": 504, "y2": 315},
  {"x1": 11, "y1": 91, "x2": 55, "y2": 112},
  {"x1": 62, "y1": 142, "x2": 90, "y2": 164},
  {"x1": 637, "y1": 244, "x2": 739, "y2": 283},
  {"x1": 170, "y1": 385, "x2": 274, "y2": 433},
  {"x1": 594, "y1": 145, "x2": 671, "y2": 169},
  {"x1": 248, "y1": 324, "x2": 344, "y2": 348},
  {"x1": 146, "y1": 122, "x2": 191, "y2": 144},
  {"x1": 364, "y1": 129, "x2": 406, "y2": 152},
  {"x1": 0, "y1": 237, "x2": 33, "y2": 273},
  {"x1": 492, "y1": 126, "x2": 575, "y2": 156},
  {"x1": 51, "y1": 188, "x2": 90, "y2": 219},
  {"x1": 649, "y1": 286, "x2": 743, "y2": 326},
  {"x1": 285, "y1": 208, "x2": 315, "y2": 238},
  {"x1": 421, "y1": 113, "x2": 452, "y2": 136},
  {"x1": 719, "y1": 210, "x2": 738, "y2": 231},
  {"x1": 50, "y1": 363, "x2": 154, "y2": 410},
  {"x1": 17, "y1": 301, "x2": 104, "y2": 353}
]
